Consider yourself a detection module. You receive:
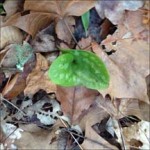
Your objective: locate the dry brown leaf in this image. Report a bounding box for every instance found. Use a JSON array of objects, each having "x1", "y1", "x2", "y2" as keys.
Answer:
[
  {"x1": 14, "y1": 124, "x2": 59, "y2": 149},
  {"x1": 31, "y1": 27, "x2": 56, "y2": 53},
  {"x1": 55, "y1": 16, "x2": 75, "y2": 43},
  {"x1": 24, "y1": 0, "x2": 95, "y2": 17},
  {"x1": 122, "y1": 121, "x2": 150, "y2": 149},
  {"x1": 2, "y1": 73, "x2": 26, "y2": 99},
  {"x1": 0, "y1": 44, "x2": 18, "y2": 68},
  {"x1": 80, "y1": 105, "x2": 117, "y2": 149},
  {"x1": 92, "y1": 39, "x2": 149, "y2": 104},
  {"x1": 56, "y1": 86, "x2": 99, "y2": 122},
  {"x1": 0, "y1": 26, "x2": 23, "y2": 49},
  {"x1": 102, "y1": 10, "x2": 149, "y2": 48},
  {"x1": 76, "y1": 36, "x2": 92, "y2": 50},
  {"x1": 24, "y1": 0, "x2": 95, "y2": 42},
  {"x1": 2, "y1": 56, "x2": 35, "y2": 99},
  {"x1": 3, "y1": 0, "x2": 23, "y2": 19},
  {"x1": 95, "y1": 1, "x2": 143, "y2": 25},
  {"x1": 3, "y1": 12, "x2": 56, "y2": 37},
  {"x1": 24, "y1": 53, "x2": 56, "y2": 97},
  {"x1": 95, "y1": 95, "x2": 142, "y2": 120}
]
